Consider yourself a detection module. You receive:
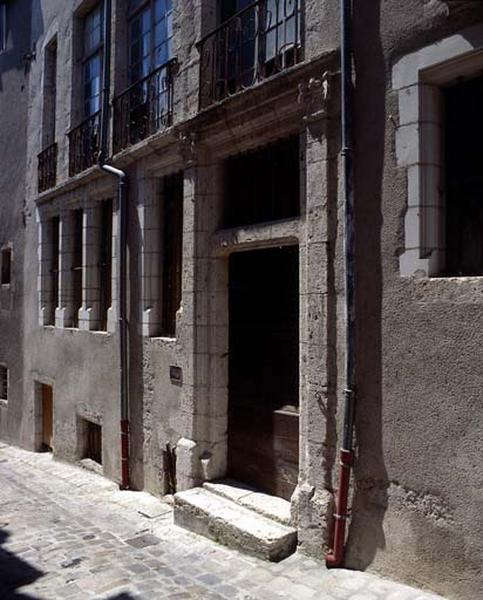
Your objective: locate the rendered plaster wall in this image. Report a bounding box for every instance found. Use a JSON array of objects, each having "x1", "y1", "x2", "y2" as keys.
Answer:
[
  {"x1": 342, "y1": 2, "x2": 483, "y2": 599},
  {"x1": 0, "y1": 0, "x2": 31, "y2": 444},
  {"x1": 21, "y1": 1, "x2": 122, "y2": 480}
]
